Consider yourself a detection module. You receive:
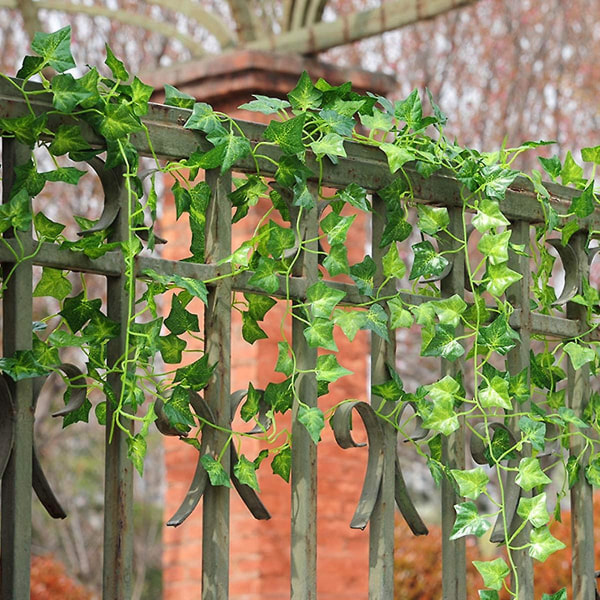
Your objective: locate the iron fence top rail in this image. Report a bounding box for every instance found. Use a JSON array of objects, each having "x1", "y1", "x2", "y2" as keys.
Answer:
[{"x1": 0, "y1": 78, "x2": 595, "y2": 230}]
